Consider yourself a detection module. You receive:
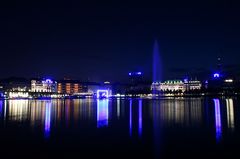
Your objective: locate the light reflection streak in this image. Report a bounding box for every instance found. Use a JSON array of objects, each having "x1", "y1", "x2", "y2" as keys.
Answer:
[
  {"x1": 0, "y1": 100, "x2": 3, "y2": 118},
  {"x1": 8, "y1": 100, "x2": 29, "y2": 121},
  {"x1": 226, "y1": 99, "x2": 234, "y2": 130},
  {"x1": 129, "y1": 99, "x2": 132, "y2": 137},
  {"x1": 117, "y1": 98, "x2": 120, "y2": 119},
  {"x1": 97, "y1": 99, "x2": 109, "y2": 128},
  {"x1": 138, "y1": 99, "x2": 142, "y2": 137},
  {"x1": 213, "y1": 99, "x2": 222, "y2": 143},
  {"x1": 44, "y1": 102, "x2": 52, "y2": 139}
]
